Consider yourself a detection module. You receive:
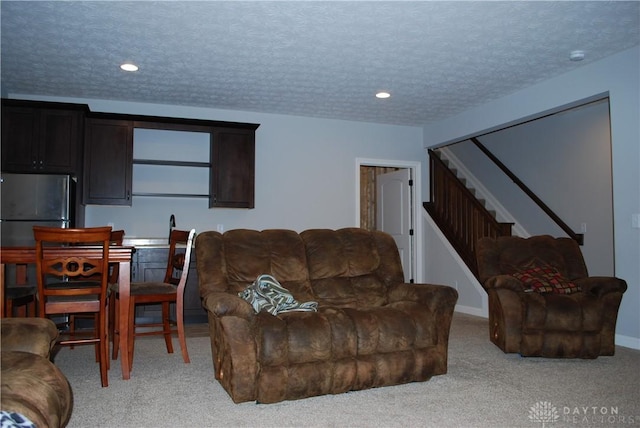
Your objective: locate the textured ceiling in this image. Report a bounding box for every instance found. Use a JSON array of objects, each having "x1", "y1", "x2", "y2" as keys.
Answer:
[{"x1": 1, "y1": 1, "x2": 638, "y2": 126}]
